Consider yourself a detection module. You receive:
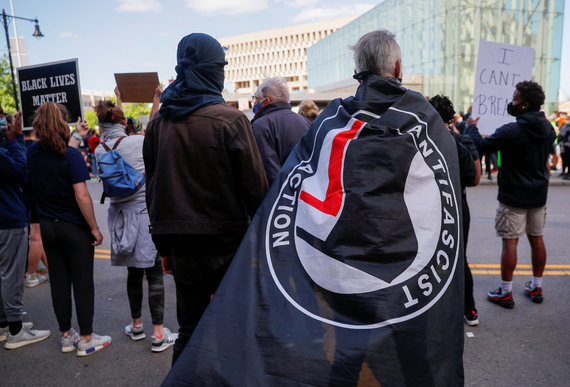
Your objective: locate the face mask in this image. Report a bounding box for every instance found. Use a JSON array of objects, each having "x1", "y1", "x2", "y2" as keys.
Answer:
[
  {"x1": 507, "y1": 102, "x2": 524, "y2": 117},
  {"x1": 253, "y1": 98, "x2": 265, "y2": 114}
]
